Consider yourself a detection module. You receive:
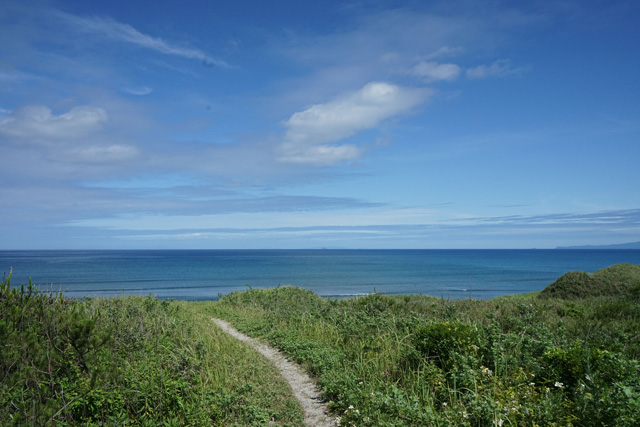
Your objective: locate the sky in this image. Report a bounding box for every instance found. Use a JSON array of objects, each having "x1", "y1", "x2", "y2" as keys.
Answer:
[{"x1": 1, "y1": 0, "x2": 639, "y2": 249}]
